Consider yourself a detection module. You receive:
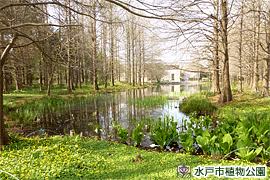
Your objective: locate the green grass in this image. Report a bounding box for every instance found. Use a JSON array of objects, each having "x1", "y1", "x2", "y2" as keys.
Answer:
[
  {"x1": 199, "y1": 90, "x2": 215, "y2": 97},
  {"x1": 198, "y1": 81, "x2": 212, "y2": 85},
  {"x1": 0, "y1": 135, "x2": 266, "y2": 180},
  {"x1": 218, "y1": 90, "x2": 270, "y2": 119},
  {"x1": 4, "y1": 82, "x2": 150, "y2": 104}
]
